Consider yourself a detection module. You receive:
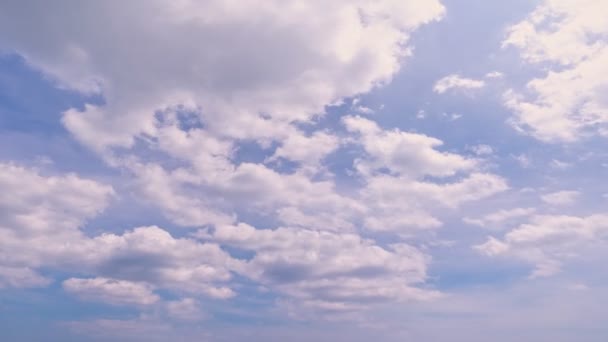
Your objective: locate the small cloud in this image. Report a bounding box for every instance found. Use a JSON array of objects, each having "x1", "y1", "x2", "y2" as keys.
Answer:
[
  {"x1": 433, "y1": 74, "x2": 485, "y2": 94},
  {"x1": 441, "y1": 112, "x2": 462, "y2": 121},
  {"x1": 513, "y1": 154, "x2": 532, "y2": 168},
  {"x1": 34, "y1": 155, "x2": 54, "y2": 165},
  {"x1": 473, "y1": 237, "x2": 509, "y2": 256},
  {"x1": 541, "y1": 190, "x2": 580, "y2": 206},
  {"x1": 450, "y1": 113, "x2": 462, "y2": 121},
  {"x1": 485, "y1": 71, "x2": 504, "y2": 78},
  {"x1": 351, "y1": 98, "x2": 375, "y2": 115},
  {"x1": 551, "y1": 159, "x2": 572, "y2": 170},
  {"x1": 567, "y1": 283, "x2": 589, "y2": 292},
  {"x1": 469, "y1": 144, "x2": 494, "y2": 156}
]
